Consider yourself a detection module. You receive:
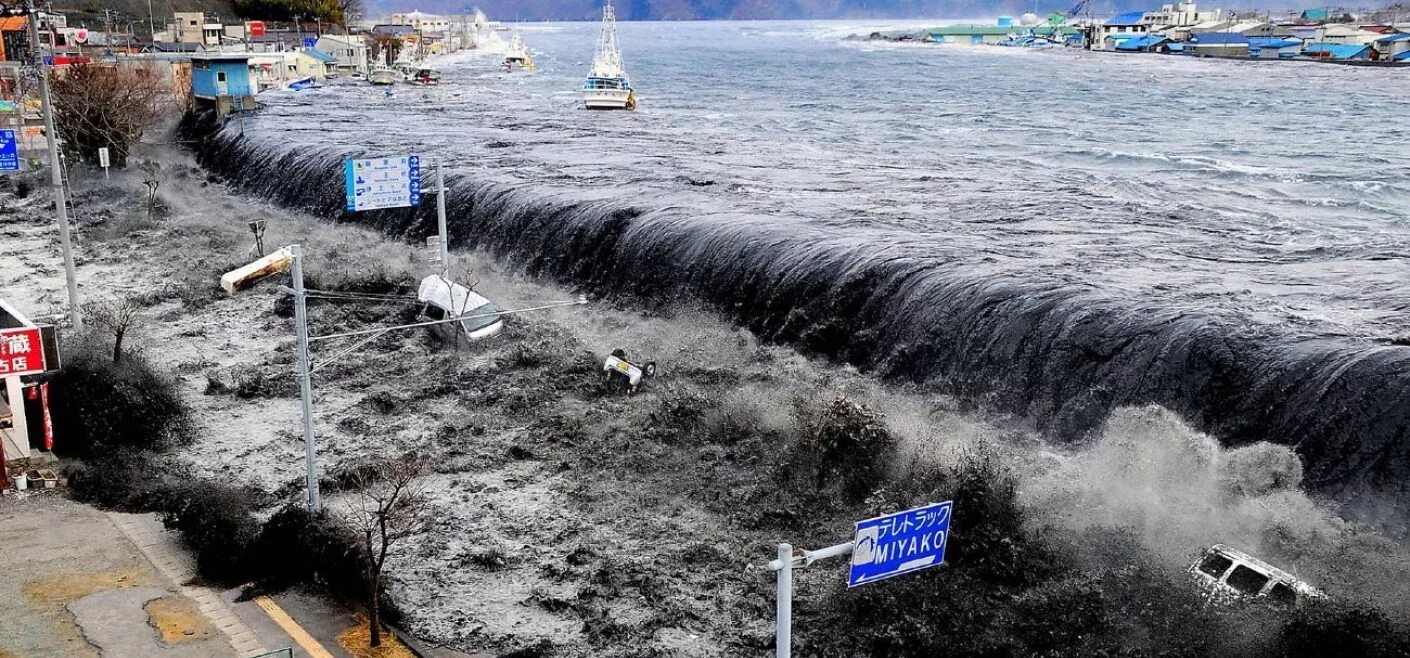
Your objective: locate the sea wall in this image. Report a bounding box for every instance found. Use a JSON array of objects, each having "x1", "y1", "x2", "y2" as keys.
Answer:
[{"x1": 181, "y1": 111, "x2": 1410, "y2": 533}]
